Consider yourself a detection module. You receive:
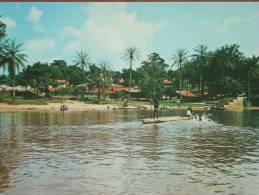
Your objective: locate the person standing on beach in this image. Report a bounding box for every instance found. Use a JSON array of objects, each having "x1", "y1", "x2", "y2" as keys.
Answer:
[{"x1": 153, "y1": 96, "x2": 160, "y2": 119}]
